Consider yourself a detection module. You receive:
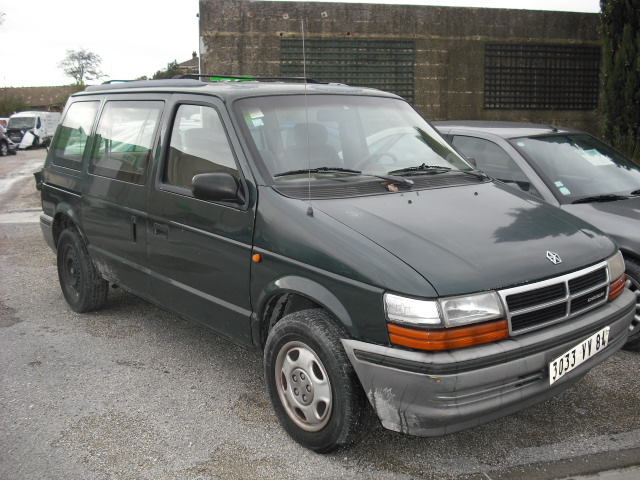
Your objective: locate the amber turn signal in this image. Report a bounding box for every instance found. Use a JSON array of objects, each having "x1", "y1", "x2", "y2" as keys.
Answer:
[
  {"x1": 388, "y1": 319, "x2": 509, "y2": 351},
  {"x1": 252, "y1": 254, "x2": 262, "y2": 263},
  {"x1": 608, "y1": 274, "x2": 626, "y2": 301}
]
